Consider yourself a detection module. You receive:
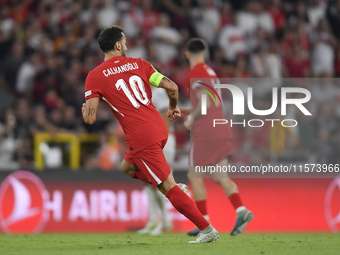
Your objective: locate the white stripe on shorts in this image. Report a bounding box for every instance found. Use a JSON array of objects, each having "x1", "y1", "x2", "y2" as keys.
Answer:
[{"x1": 140, "y1": 159, "x2": 162, "y2": 185}]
